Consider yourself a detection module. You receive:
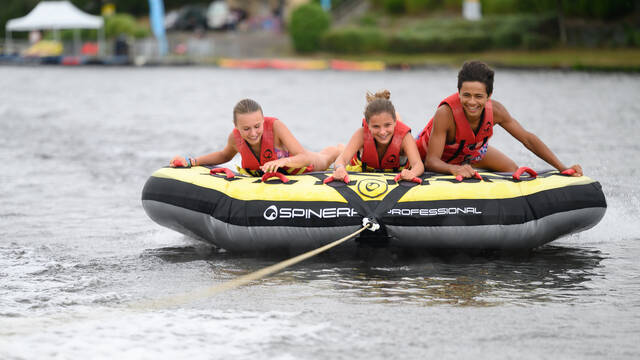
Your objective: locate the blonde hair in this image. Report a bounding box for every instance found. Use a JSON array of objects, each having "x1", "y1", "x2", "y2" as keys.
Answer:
[
  {"x1": 365, "y1": 89, "x2": 391, "y2": 103},
  {"x1": 364, "y1": 90, "x2": 396, "y2": 123},
  {"x1": 233, "y1": 98, "x2": 263, "y2": 124}
]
